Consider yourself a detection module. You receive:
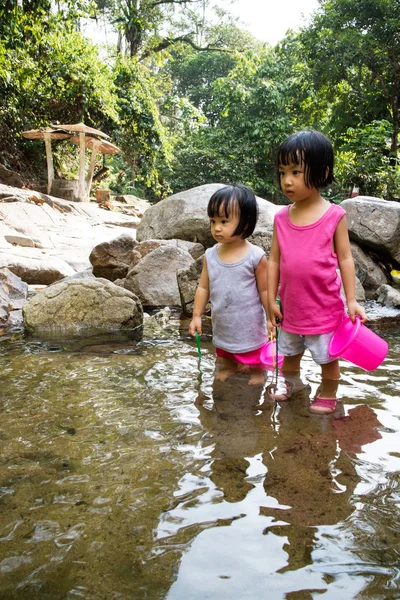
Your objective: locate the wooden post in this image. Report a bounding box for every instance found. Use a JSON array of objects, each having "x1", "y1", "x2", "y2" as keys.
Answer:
[
  {"x1": 86, "y1": 140, "x2": 102, "y2": 199},
  {"x1": 78, "y1": 132, "x2": 87, "y2": 201},
  {"x1": 43, "y1": 132, "x2": 54, "y2": 195}
]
